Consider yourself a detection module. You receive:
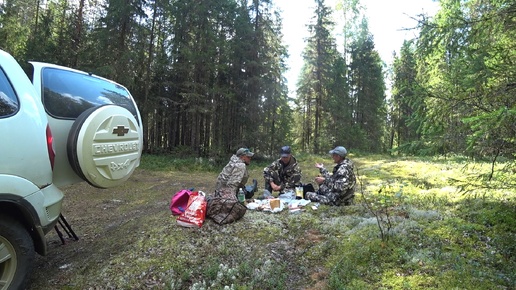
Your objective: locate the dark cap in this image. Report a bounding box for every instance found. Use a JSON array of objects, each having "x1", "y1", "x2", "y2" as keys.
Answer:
[
  {"x1": 329, "y1": 146, "x2": 347, "y2": 157},
  {"x1": 280, "y1": 146, "x2": 291, "y2": 157},
  {"x1": 236, "y1": 148, "x2": 254, "y2": 157}
]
